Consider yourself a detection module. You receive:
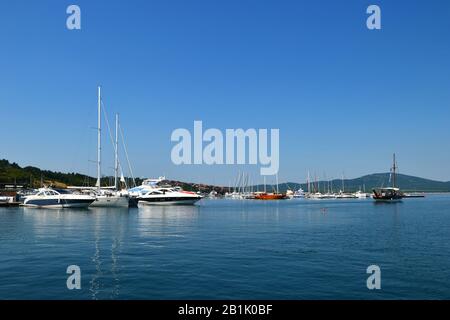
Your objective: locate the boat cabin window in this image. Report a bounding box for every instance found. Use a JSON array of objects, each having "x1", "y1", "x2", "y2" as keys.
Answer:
[{"x1": 147, "y1": 191, "x2": 163, "y2": 195}]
